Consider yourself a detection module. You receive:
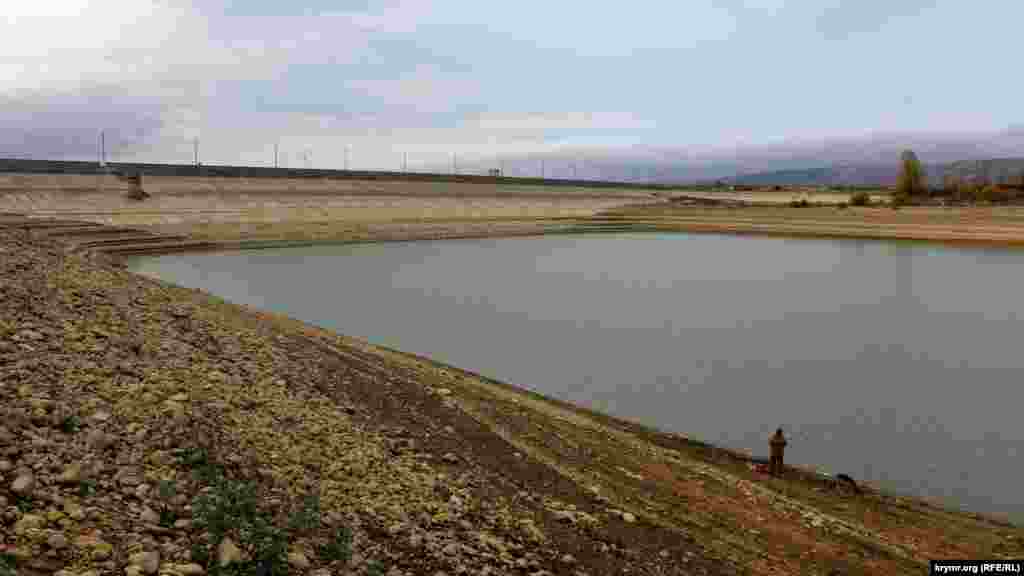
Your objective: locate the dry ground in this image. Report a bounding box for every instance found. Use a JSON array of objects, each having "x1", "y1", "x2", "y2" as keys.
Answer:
[
  {"x1": 590, "y1": 202, "x2": 1024, "y2": 246},
  {"x1": 0, "y1": 173, "x2": 648, "y2": 247}
]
